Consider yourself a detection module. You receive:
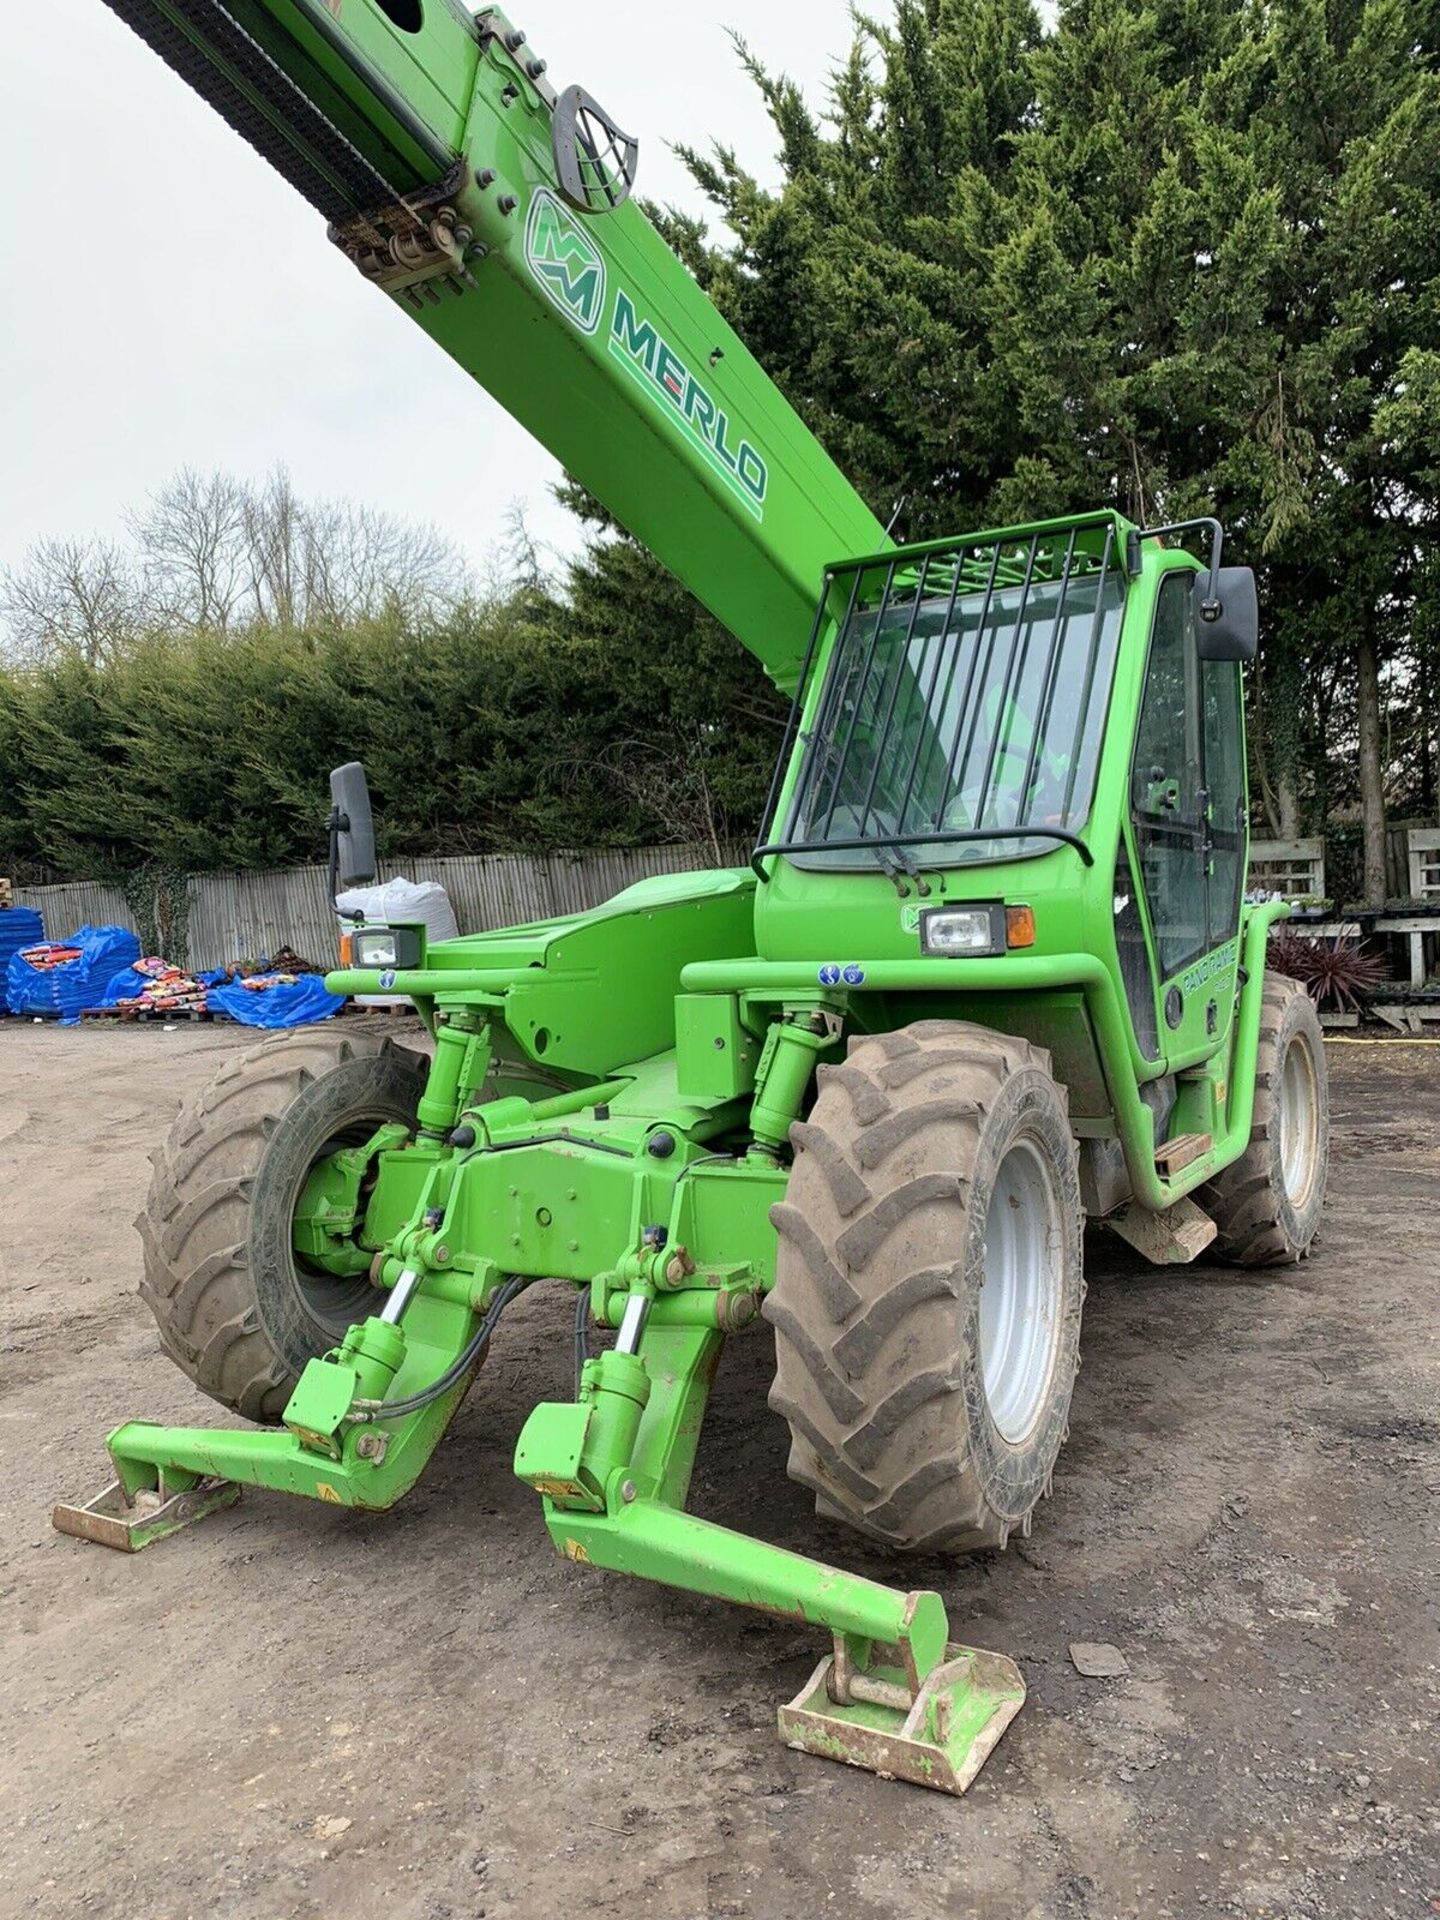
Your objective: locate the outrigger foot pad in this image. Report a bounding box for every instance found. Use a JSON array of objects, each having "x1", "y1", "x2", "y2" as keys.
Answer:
[
  {"x1": 52, "y1": 1475, "x2": 240, "y2": 1552},
  {"x1": 779, "y1": 1636, "x2": 1025, "y2": 1795}
]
